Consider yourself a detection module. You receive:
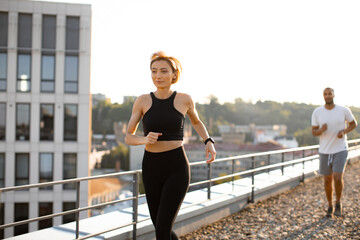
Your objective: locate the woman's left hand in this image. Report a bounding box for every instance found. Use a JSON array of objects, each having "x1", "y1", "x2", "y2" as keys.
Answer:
[{"x1": 205, "y1": 143, "x2": 216, "y2": 163}]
